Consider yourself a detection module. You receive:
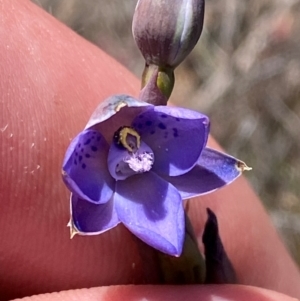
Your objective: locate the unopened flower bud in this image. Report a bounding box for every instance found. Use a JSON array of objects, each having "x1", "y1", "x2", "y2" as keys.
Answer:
[{"x1": 132, "y1": 0, "x2": 205, "y2": 68}]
